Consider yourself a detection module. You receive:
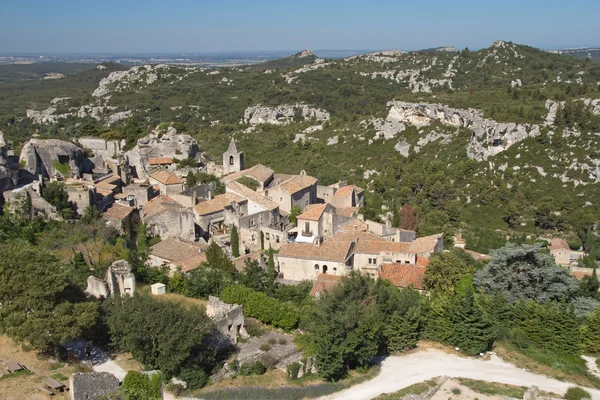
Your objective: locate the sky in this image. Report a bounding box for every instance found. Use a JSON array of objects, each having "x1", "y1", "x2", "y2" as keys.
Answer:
[{"x1": 1, "y1": 0, "x2": 599, "y2": 54}]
